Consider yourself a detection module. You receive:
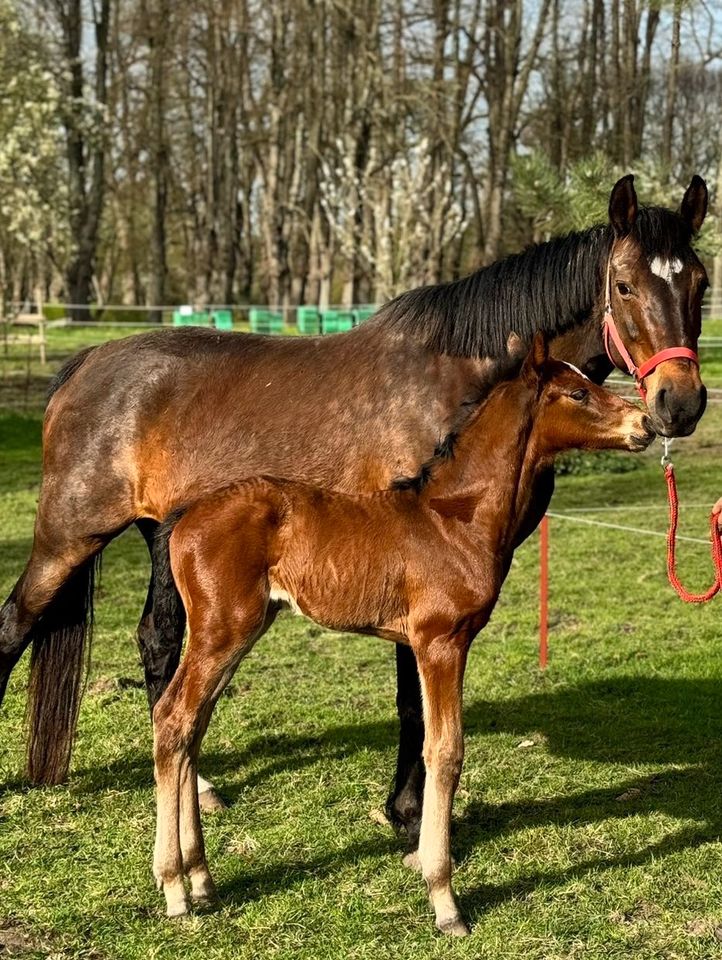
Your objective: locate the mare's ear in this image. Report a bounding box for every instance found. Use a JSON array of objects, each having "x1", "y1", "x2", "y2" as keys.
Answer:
[
  {"x1": 609, "y1": 174, "x2": 637, "y2": 238},
  {"x1": 521, "y1": 332, "x2": 548, "y2": 384},
  {"x1": 680, "y1": 175, "x2": 707, "y2": 233}
]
